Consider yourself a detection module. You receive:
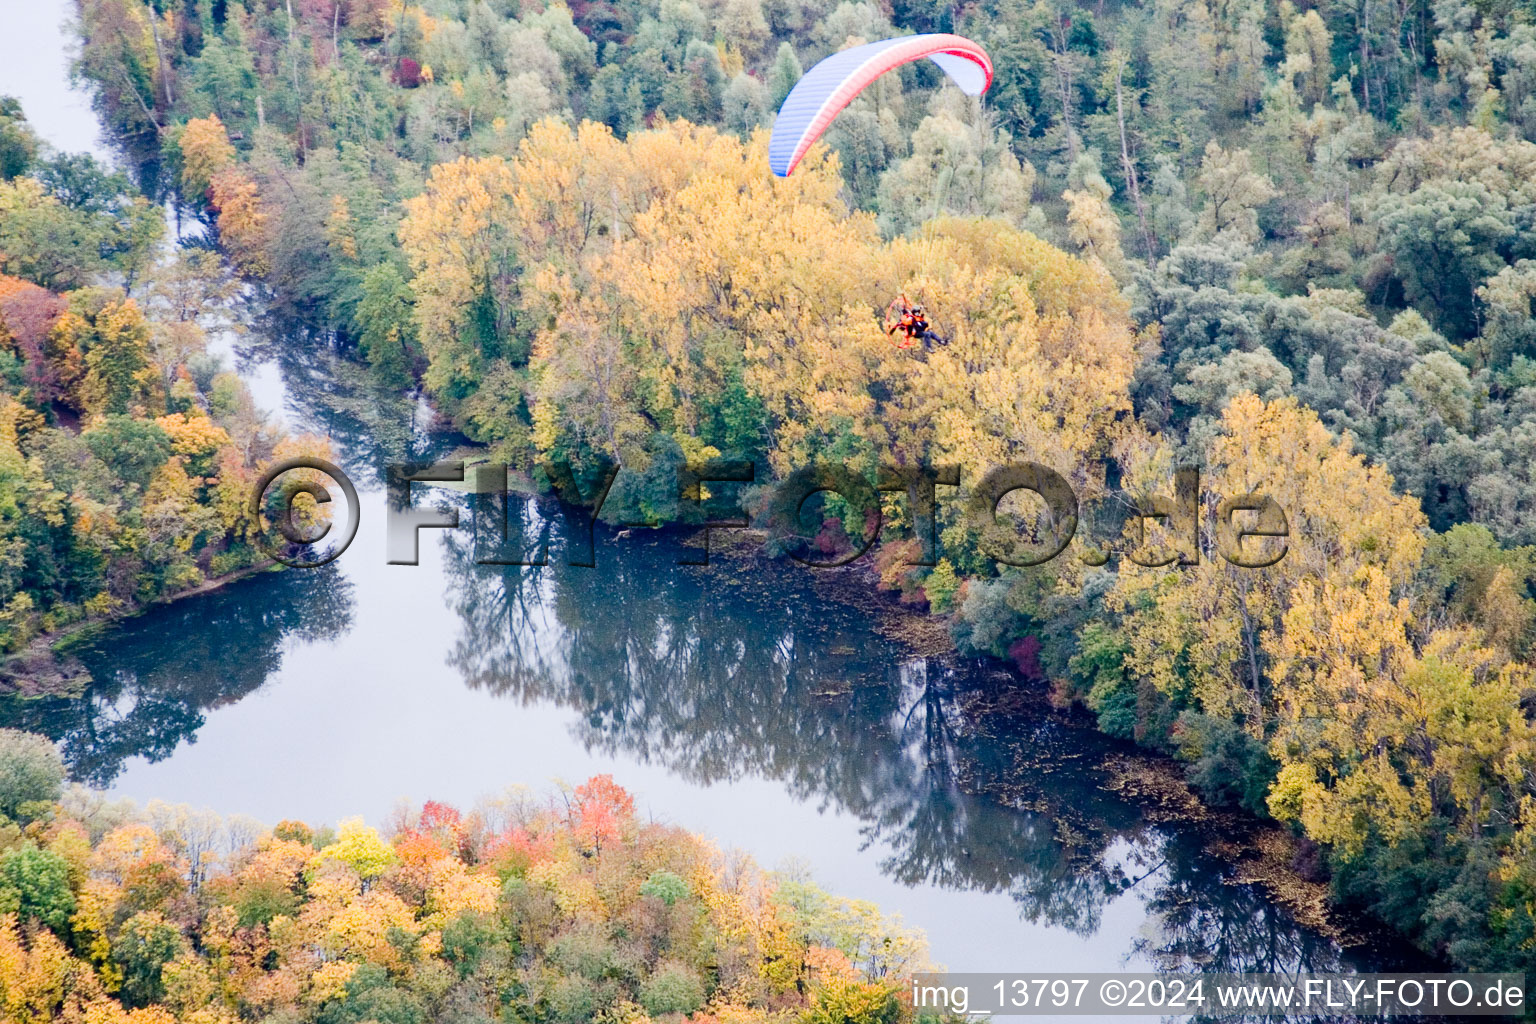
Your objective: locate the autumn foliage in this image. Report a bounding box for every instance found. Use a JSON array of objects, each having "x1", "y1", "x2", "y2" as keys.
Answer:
[
  {"x1": 391, "y1": 120, "x2": 1138, "y2": 493},
  {"x1": 0, "y1": 777, "x2": 930, "y2": 1024},
  {"x1": 46, "y1": 0, "x2": 1536, "y2": 978},
  {"x1": 0, "y1": 269, "x2": 329, "y2": 652}
]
